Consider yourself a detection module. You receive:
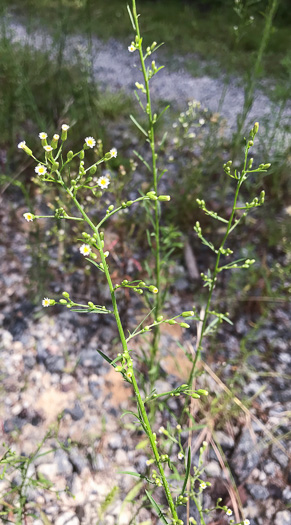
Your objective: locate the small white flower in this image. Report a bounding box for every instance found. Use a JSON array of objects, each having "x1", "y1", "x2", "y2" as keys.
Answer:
[
  {"x1": 53, "y1": 134, "x2": 59, "y2": 140},
  {"x1": 18, "y1": 141, "x2": 26, "y2": 149},
  {"x1": 42, "y1": 297, "x2": 51, "y2": 307},
  {"x1": 44, "y1": 145, "x2": 53, "y2": 152},
  {"x1": 226, "y1": 509, "x2": 233, "y2": 517},
  {"x1": 128, "y1": 44, "x2": 135, "y2": 52},
  {"x1": 178, "y1": 452, "x2": 184, "y2": 460},
  {"x1": 35, "y1": 165, "x2": 47, "y2": 175},
  {"x1": 39, "y1": 132, "x2": 47, "y2": 140},
  {"x1": 158, "y1": 426, "x2": 165, "y2": 434},
  {"x1": 199, "y1": 118, "x2": 205, "y2": 125},
  {"x1": 234, "y1": 25, "x2": 238, "y2": 31},
  {"x1": 97, "y1": 175, "x2": 110, "y2": 189},
  {"x1": 85, "y1": 136, "x2": 96, "y2": 148},
  {"x1": 80, "y1": 244, "x2": 91, "y2": 256},
  {"x1": 23, "y1": 212, "x2": 34, "y2": 222},
  {"x1": 243, "y1": 520, "x2": 250, "y2": 525},
  {"x1": 200, "y1": 481, "x2": 206, "y2": 490},
  {"x1": 110, "y1": 147, "x2": 117, "y2": 158},
  {"x1": 61, "y1": 124, "x2": 70, "y2": 131}
]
